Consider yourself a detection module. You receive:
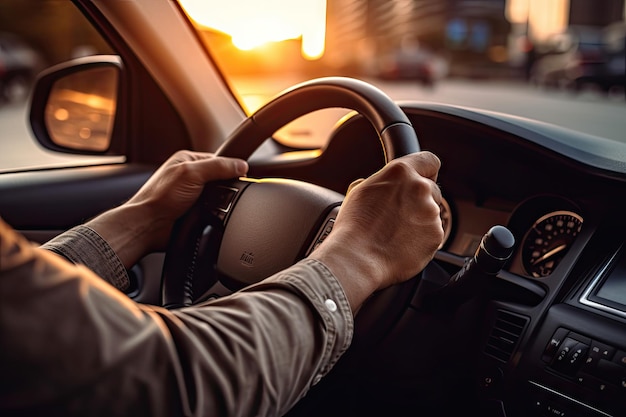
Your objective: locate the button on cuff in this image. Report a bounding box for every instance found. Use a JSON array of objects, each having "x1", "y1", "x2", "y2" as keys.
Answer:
[{"x1": 324, "y1": 298, "x2": 337, "y2": 312}]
